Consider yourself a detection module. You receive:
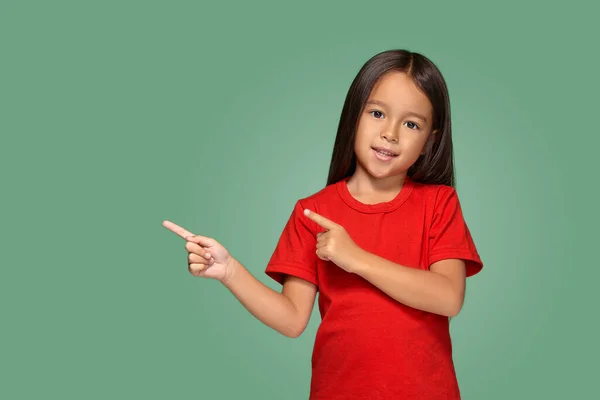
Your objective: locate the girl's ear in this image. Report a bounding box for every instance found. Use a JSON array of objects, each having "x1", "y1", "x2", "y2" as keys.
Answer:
[{"x1": 421, "y1": 129, "x2": 438, "y2": 155}]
